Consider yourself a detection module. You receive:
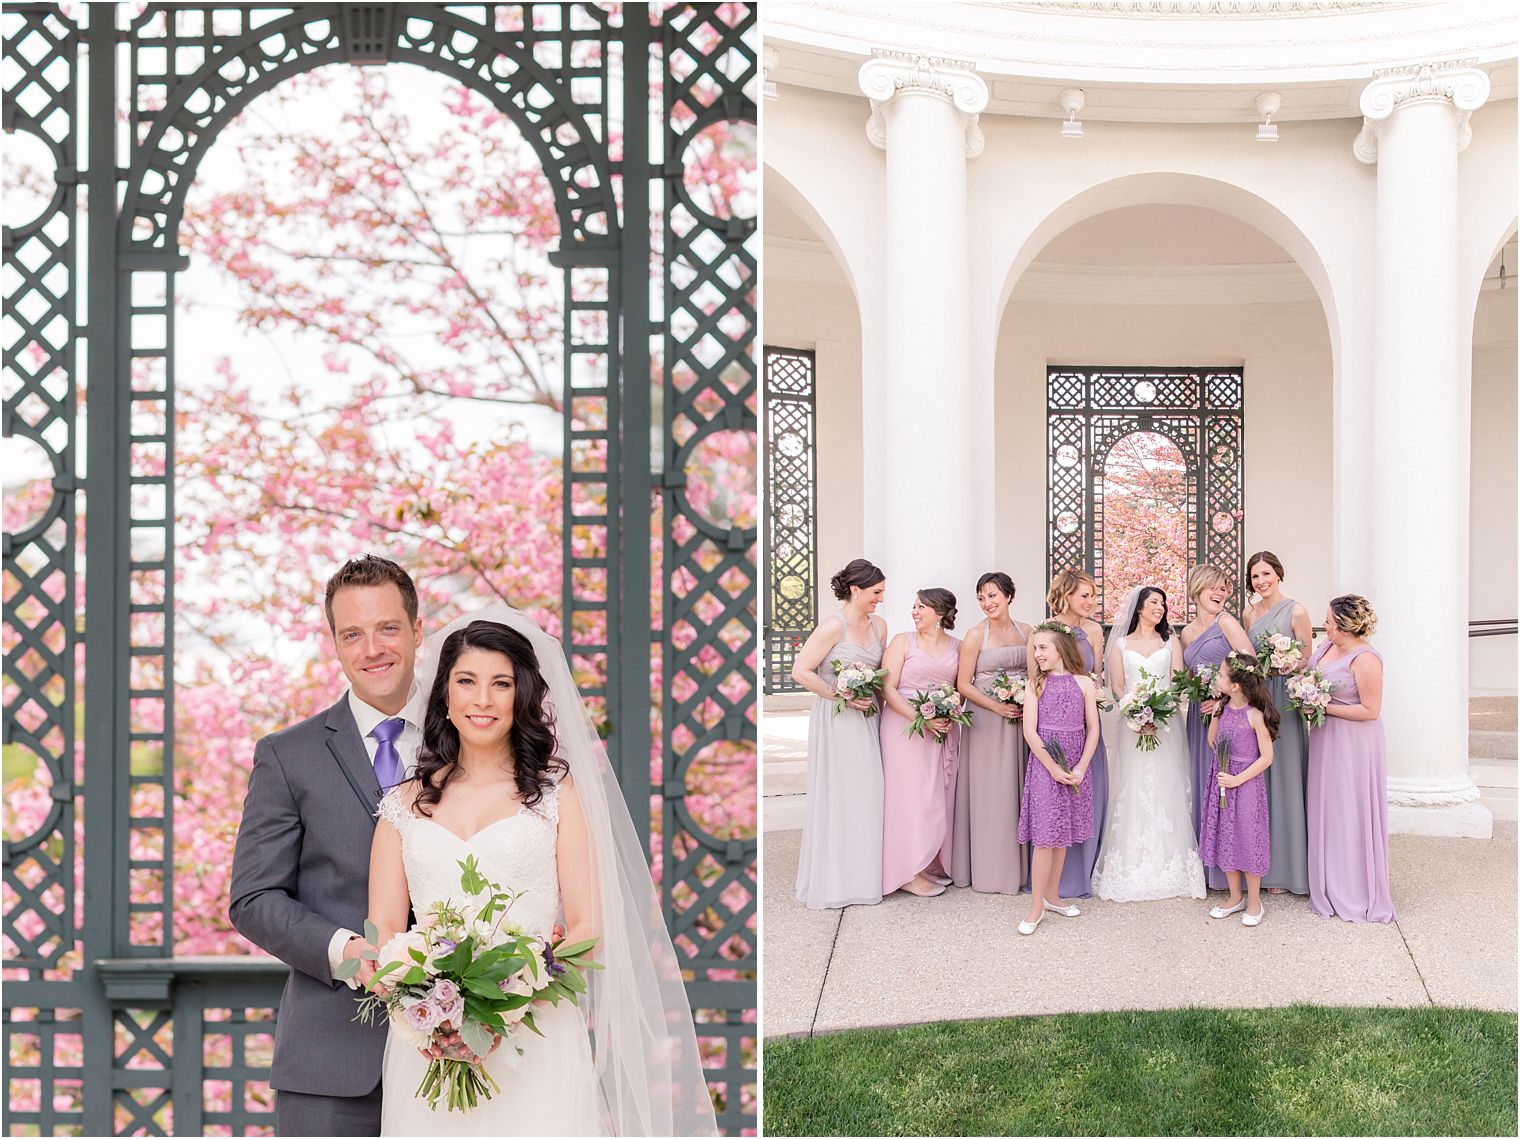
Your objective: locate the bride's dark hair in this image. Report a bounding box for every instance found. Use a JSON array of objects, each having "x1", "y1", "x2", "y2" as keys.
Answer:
[
  {"x1": 1124, "y1": 586, "x2": 1173, "y2": 641},
  {"x1": 412, "y1": 620, "x2": 568, "y2": 816}
]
